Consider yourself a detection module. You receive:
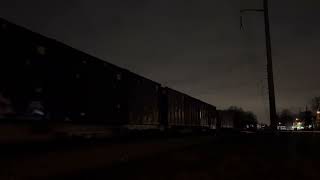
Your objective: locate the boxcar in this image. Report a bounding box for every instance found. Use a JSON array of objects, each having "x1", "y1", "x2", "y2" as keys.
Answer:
[
  {"x1": 217, "y1": 110, "x2": 235, "y2": 129},
  {"x1": 161, "y1": 87, "x2": 184, "y2": 128},
  {"x1": 0, "y1": 18, "x2": 126, "y2": 120},
  {"x1": 0, "y1": 18, "x2": 161, "y2": 140},
  {"x1": 161, "y1": 87, "x2": 216, "y2": 130},
  {"x1": 124, "y1": 71, "x2": 161, "y2": 130},
  {"x1": 0, "y1": 17, "x2": 219, "y2": 141}
]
